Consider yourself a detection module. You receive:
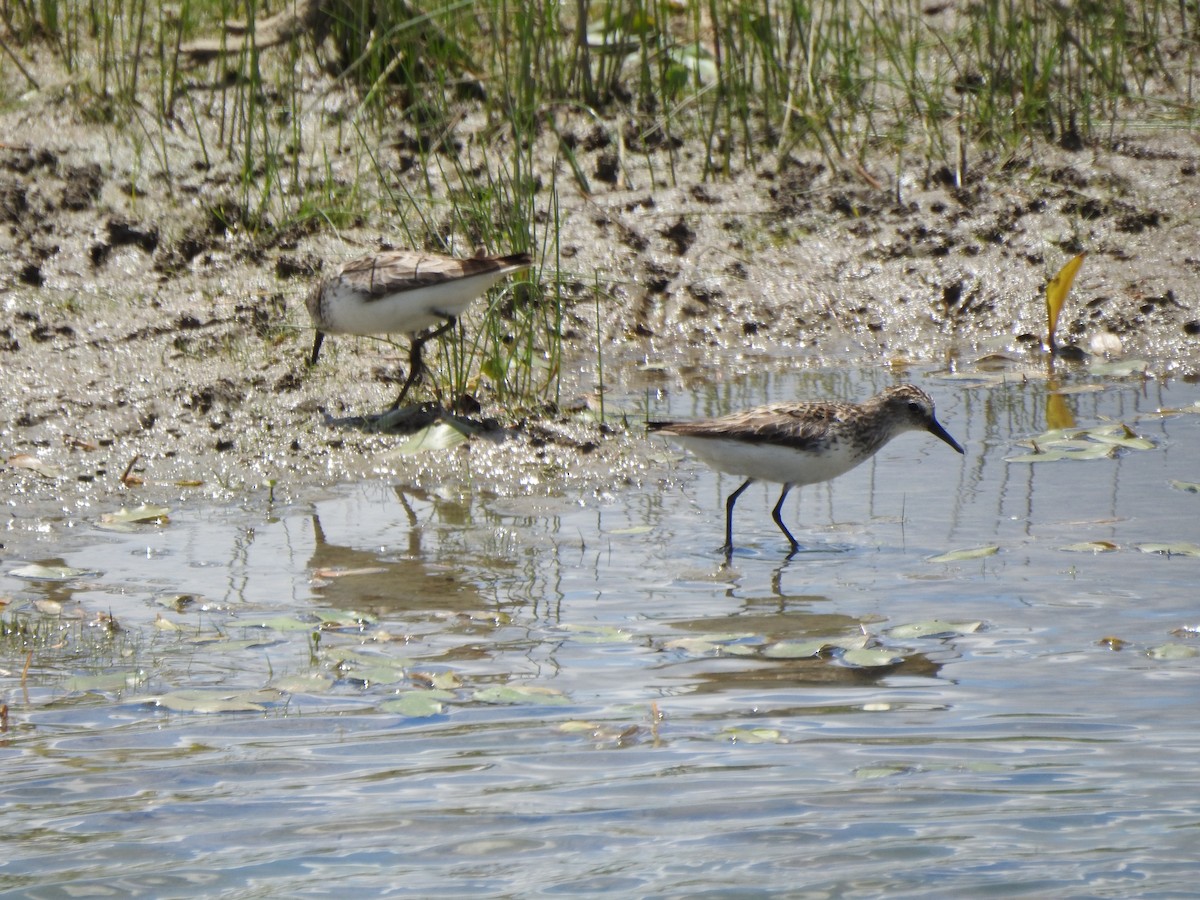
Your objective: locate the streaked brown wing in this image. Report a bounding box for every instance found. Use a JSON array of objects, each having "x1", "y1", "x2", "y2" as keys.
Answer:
[{"x1": 652, "y1": 402, "x2": 844, "y2": 451}]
